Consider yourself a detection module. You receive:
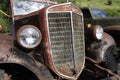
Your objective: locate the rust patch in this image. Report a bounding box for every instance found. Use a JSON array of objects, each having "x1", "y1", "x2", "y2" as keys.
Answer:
[
  {"x1": 0, "y1": 34, "x2": 14, "y2": 59},
  {"x1": 0, "y1": 34, "x2": 21, "y2": 68}
]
